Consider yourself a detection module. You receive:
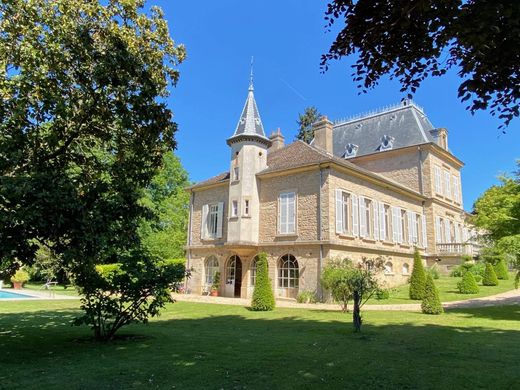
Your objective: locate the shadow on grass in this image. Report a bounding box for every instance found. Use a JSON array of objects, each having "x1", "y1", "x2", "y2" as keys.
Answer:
[
  {"x1": 447, "y1": 304, "x2": 520, "y2": 321},
  {"x1": 0, "y1": 305, "x2": 519, "y2": 389}
]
